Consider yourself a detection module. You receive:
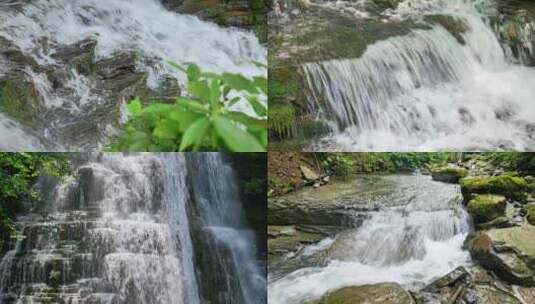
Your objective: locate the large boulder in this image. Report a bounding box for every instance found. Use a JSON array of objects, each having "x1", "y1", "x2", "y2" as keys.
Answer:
[
  {"x1": 467, "y1": 195, "x2": 507, "y2": 224},
  {"x1": 460, "y1": 175, "x2": 528, "y2": 202},
  {"x1": 268, "y1": 197, "x2": 364, "y2": 227},
  {"x1": 430, "y1": 166, "x2": 468, "y2": 183},
  {"x1": 467, "y1": 227, "x2": 535, "y2": 286},
  {"x1": 319, "y1": 283, "x2": 414, "y2": 304}
]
